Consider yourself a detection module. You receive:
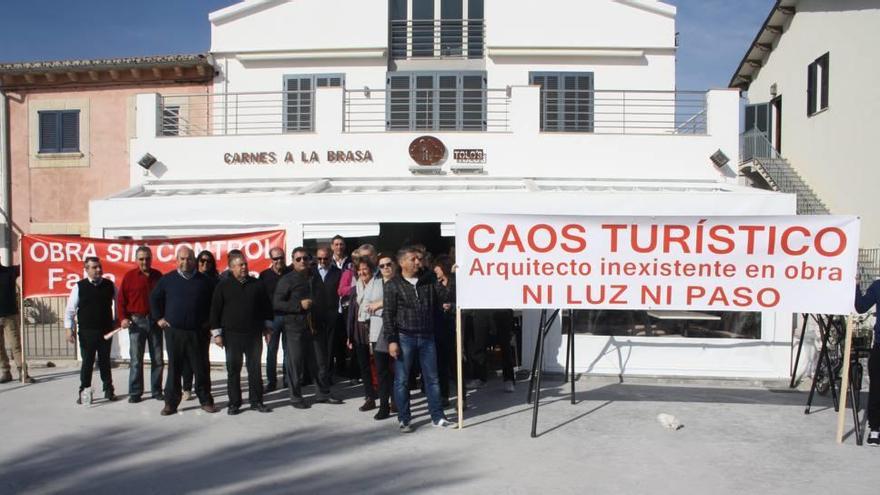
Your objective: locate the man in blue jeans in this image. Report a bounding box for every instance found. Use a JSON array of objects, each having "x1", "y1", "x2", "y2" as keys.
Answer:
[
  {"x1": 259, "y1": 247, "x2": 290, "y2": 391},
  {"x1": 384, "y1": 246, "x2": 451, "y2": 432}
]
